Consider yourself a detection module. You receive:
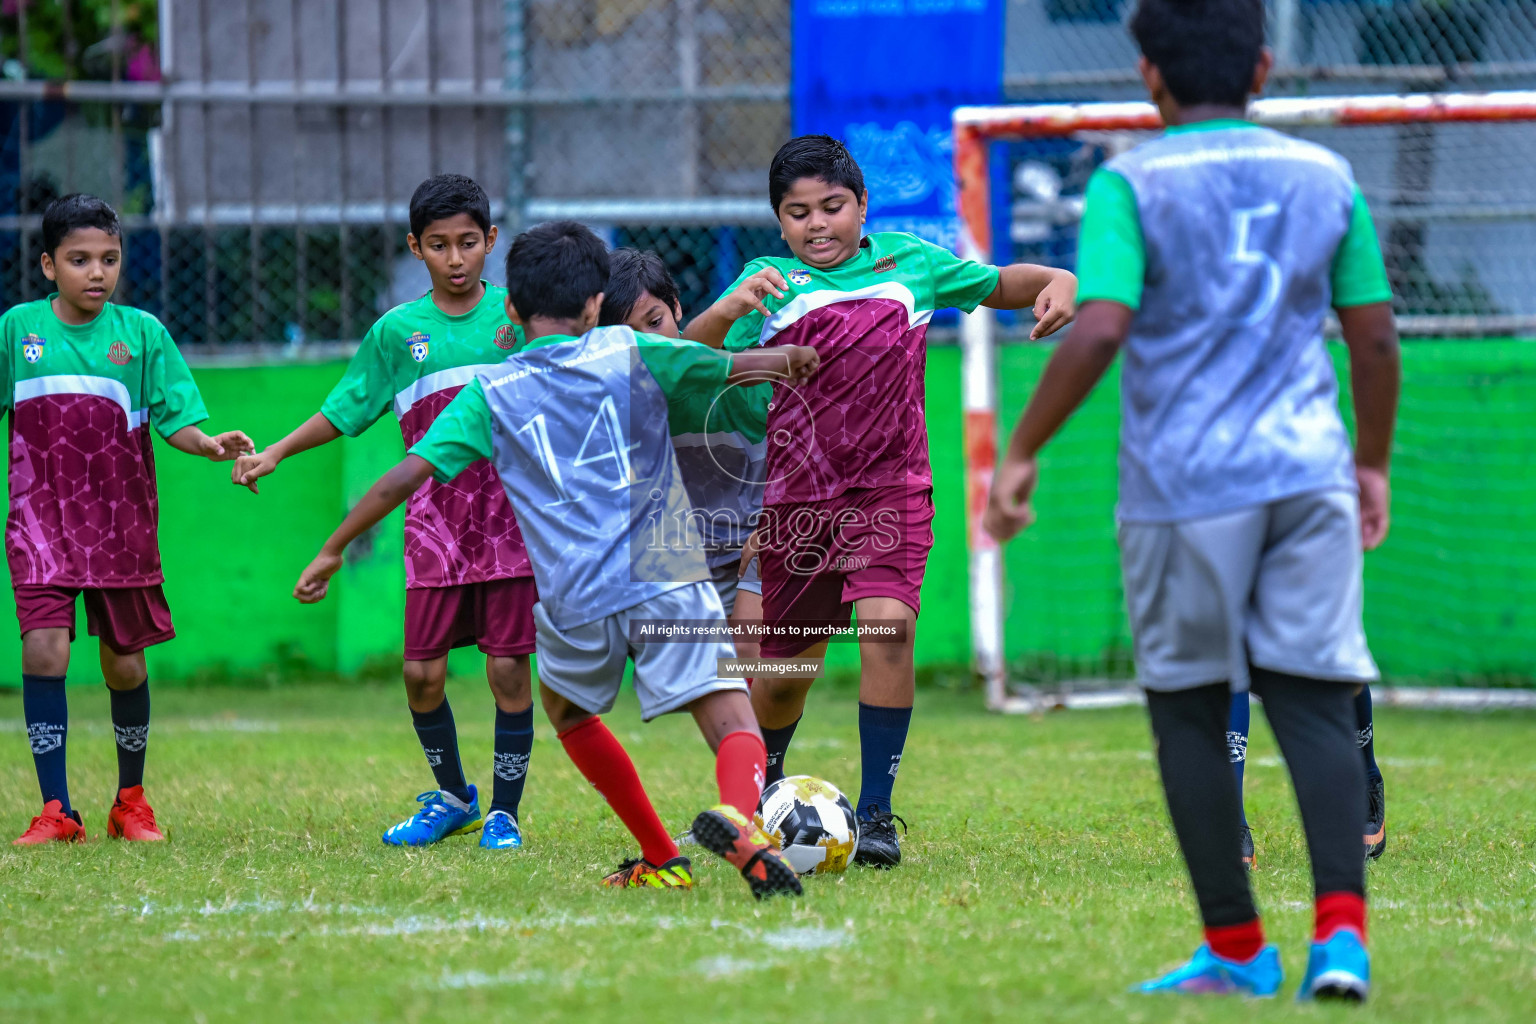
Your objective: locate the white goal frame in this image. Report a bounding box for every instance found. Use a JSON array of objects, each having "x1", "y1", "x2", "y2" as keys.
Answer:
[{"x1": 952, "y1": 91, "x2": 1536, "y2": 713}]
